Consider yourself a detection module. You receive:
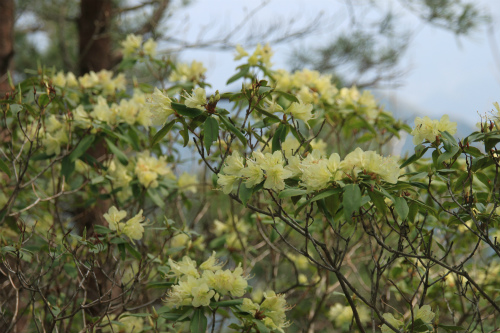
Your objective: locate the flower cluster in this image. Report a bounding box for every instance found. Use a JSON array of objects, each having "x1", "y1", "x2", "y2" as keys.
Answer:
[
  {"x1": 274, "y1": 68, "x2": 338, "y2": 105},
  {"x1": 102, "y1": 313, "x2": 144, "y2": 333},
  {"x1": 217, "y1": 150, "x2": 293, "y2": 193},
  {"x1": 328, "y1": 303, "x2": 370, "y2": 329},
  {"x1": 334, "y1": 86, "x2": 380, "y2": 124},
  {"x1": 42, "y1": 115, "x2": 68, "y2": 156},
  {"x1": 241, "y1": 291, "x2": 291, "y2": 333},
  {"x1": 121, "y1": 33, "x2": 157, "y2": 58},
  {"x1": 164, "y1": 252, "x2": 248, "y2": 308},
  {"x1": 80, "y1": 70, "x2": 126, "y2": 94},
  {"x1": 148, "y1": 87, "x2": 174, "y2": 126},
  {"x1": 184, "y1": 87, "x2": 207, "y2": 110},
  {"x1": 234, "y1": 43, "x2": 274, "y2": 67},
  {"x1": 134, "y1": 151, "x2": 174, "y2": 188},
  {"x1": 411, "y1": 114, "x2": 457, "y2": 144},
  {"x1": 340, "y1": 147, "x2": 400, "y2": 184},
  {"x1": 52, "y1": 69, "x2": 126, "y2": 95},
  {"x1": 88, "y1": 90, "x2": 151, "y2": 127},
  {"x1": 381, "y1": 305, "x2": 435, "y2": 333},
  {"x1": 217, "y1": 138, "x2": 400, "y2": 194},
  {"x1": 169, "y1": 60, "x2": 207, "y2": 83},
  {"x1": 103, "y1": 206, "x2": 146, "y2": 240}
]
